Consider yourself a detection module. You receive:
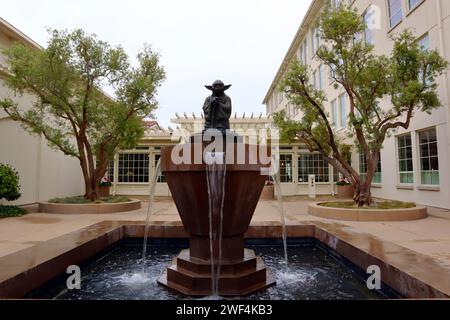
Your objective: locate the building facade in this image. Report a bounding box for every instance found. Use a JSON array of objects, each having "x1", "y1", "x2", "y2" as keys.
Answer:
[
  {"x1": 263, "y1": 0, "x2": 450, "y2": 208},
  {"x1": 108, "y1": 113, "x2": 273, "y2": 197},
  {"x1": 0, "y1": 17, "x2": 84, "y2": 206}
]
